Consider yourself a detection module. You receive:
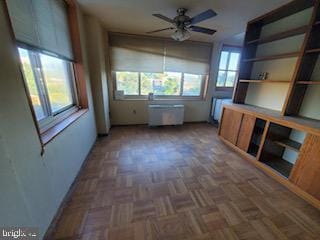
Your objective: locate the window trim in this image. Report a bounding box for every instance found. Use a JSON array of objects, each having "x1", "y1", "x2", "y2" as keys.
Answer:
[
  {"x1": 215, "y1": 45, "x2": 242, "y2": 89},
  {"x1": 112, "y1": 71, "x2": 208, "y2": 100}
]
